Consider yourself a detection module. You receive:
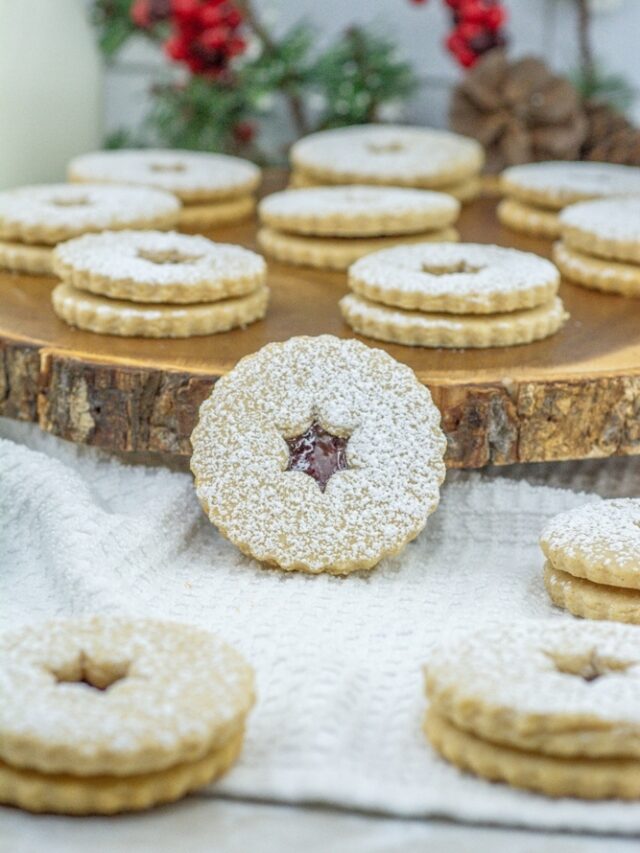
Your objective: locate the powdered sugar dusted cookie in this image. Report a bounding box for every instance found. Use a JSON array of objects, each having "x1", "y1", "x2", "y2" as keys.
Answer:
[
  {"x1": 501, "y1": 161, "x2": 640, "y2": 210},
  {"x1": 553, "y1": 241, "x2": 640, "y2": 297},
  {"x1": 541, "y1": 499, "x2": 640, "y2": 590},
  {"x1": 0, "y1": 184, "x2": 180, "y2": 245},
  {"x1": 52, "y1": 282, "x2": 269, "y2": 338},
  {"x1": 560, "y1": 197, "x2": 640, "y2": 263},
  {"x1": 69, "y1": 149, "x2": 261, "y2": 202},
  {"x1": 0, "y1": 617, "x2": 254, "y2": 813},
  {"x1": 53, "y1": 231, "x2": 266, "y2": 303},
  {"x1": 191, "y1": 335, "x2": 446, "y2": 574},
  {"x1": 258, "y1": 186, "x2": 460, "y2": 237},
  {"x1": 291, "y1": 125, "x2": 484, "y2": 188},
  {"x1": 257, "y1": 225, "x2": 459, "y2": 271},
  {"x1": 424, "y1": 620, "x2": 640, "y2": 797},
  {"x1": 340, "y1": 294, "x2": 567, "y2": 348},
  {"x1": 348, "y1": 243, "x2": 559, "y2": 314},
  {"x1": 497, "y1": 198, "x2": 560, "y2": 239}
]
